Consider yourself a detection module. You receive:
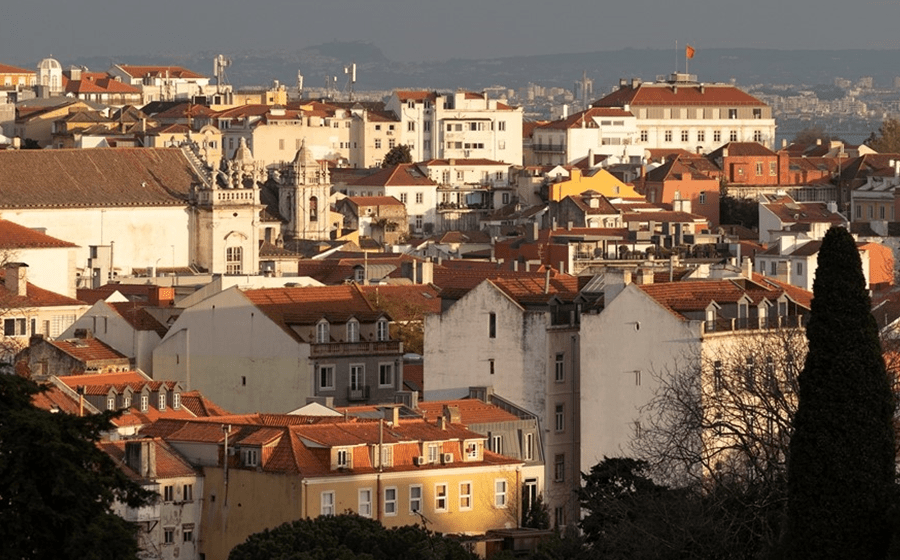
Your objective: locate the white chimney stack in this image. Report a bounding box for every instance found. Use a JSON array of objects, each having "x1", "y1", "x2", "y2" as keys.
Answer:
[{"x1": 5, "y1": 263, "x2": 27, "y2": 297}]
